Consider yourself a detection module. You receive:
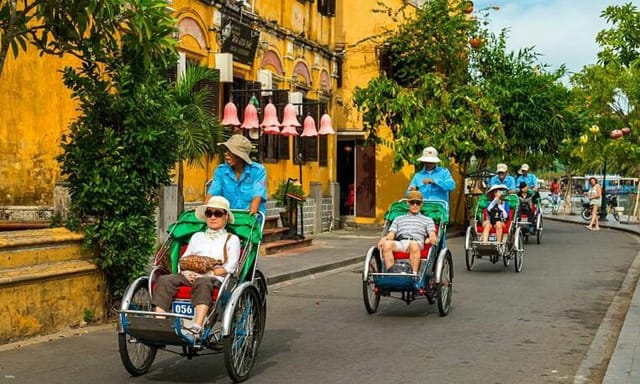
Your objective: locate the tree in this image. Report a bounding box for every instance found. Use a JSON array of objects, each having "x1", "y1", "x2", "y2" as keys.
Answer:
[
  {"x1": 174, "y1": 64, "x2": 224, "y2": 213},
  {"x1": 56, "y1": 0, "x2": 181, "y2": 299}
]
